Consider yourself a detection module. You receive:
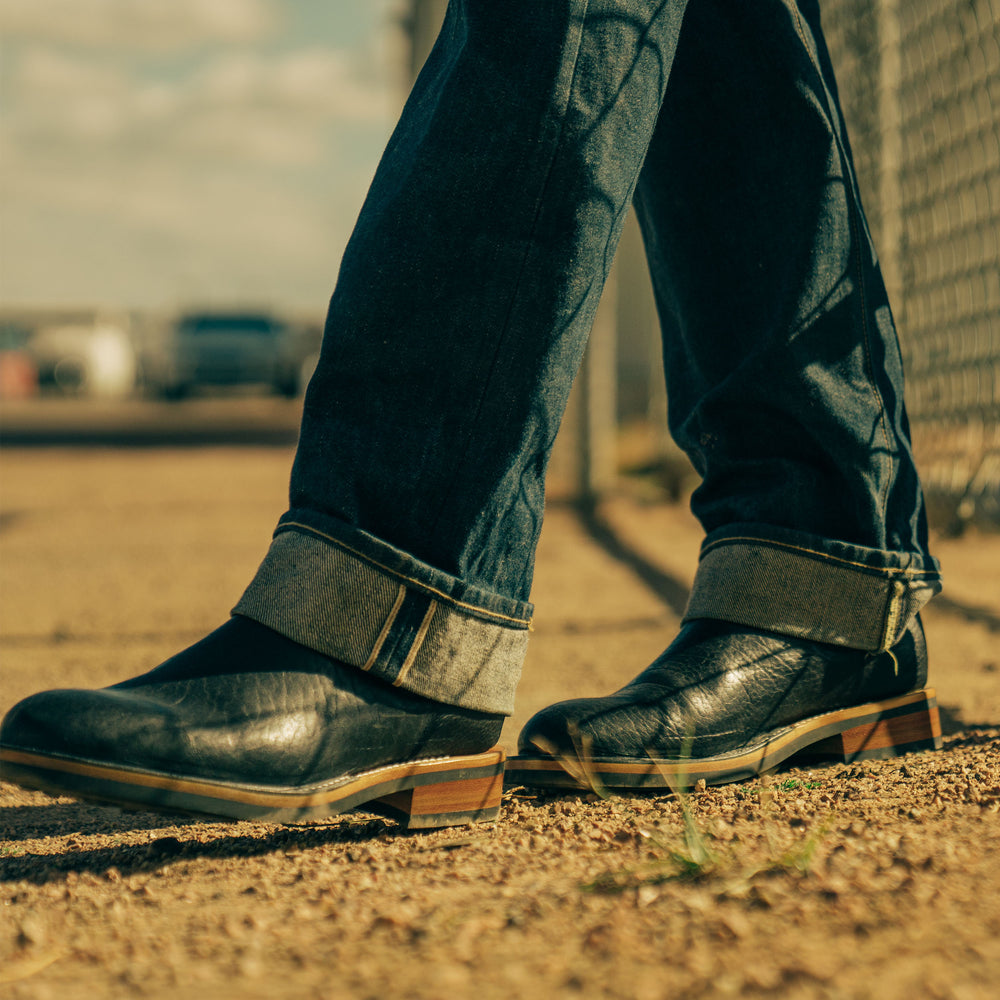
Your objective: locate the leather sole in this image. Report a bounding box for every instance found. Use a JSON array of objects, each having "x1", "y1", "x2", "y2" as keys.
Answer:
[
  {"x1": 505, "y1": 689, "x2": 942, "y2": 790},
  {"x1": 0, "y1": 746, "x2": 506, "y2": 829}
]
